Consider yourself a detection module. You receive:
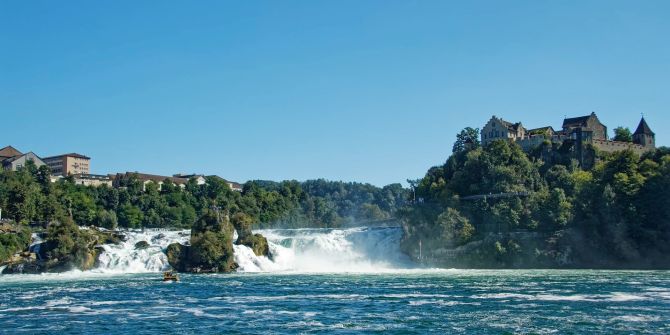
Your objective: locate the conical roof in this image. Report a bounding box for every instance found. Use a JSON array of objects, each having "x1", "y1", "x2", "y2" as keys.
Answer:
[{"x1": 633, "y1": 117, "x2": 654, "y2": 136}]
